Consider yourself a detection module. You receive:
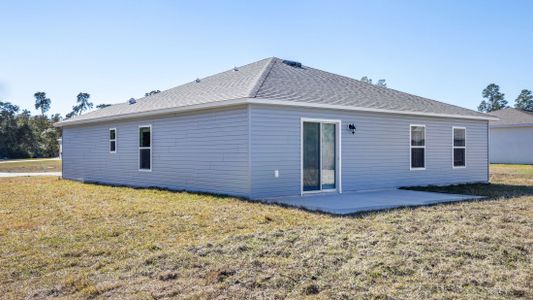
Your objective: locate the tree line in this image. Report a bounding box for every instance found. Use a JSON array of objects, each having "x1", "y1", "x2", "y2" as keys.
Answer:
[
  {"x1": 5, "y1": 82, "x2": 528, "y2": 159},
  {"x1": 0, "y1": 91, "x2": 99, "y2": 159},
  {"x1": 1, "y1": 97, "x2": 61, "y2": 159},
  {"x1": 1, "y1": 89, "x2": 161, "y2": 159},
  {"x1": 477, "y1": 84, "x2": 533, "y2": 112}
]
